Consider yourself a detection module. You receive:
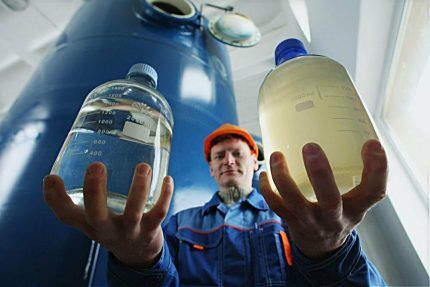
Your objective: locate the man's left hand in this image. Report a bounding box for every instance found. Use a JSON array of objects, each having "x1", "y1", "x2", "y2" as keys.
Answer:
[{"x1": 259, "y1": 139, "x2": 388, "y2": 260}]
